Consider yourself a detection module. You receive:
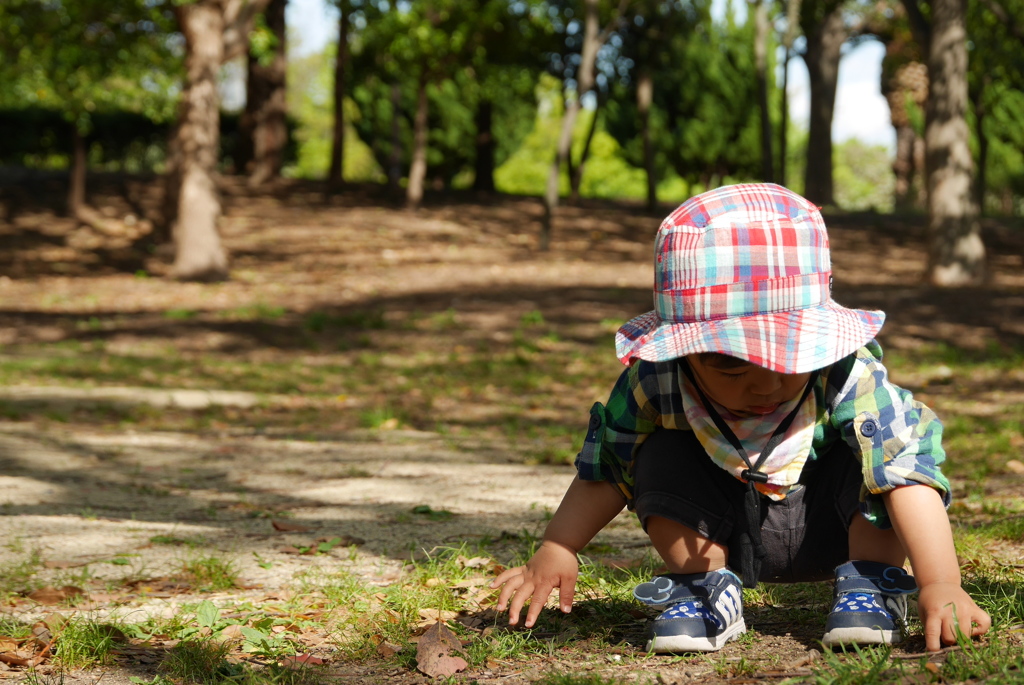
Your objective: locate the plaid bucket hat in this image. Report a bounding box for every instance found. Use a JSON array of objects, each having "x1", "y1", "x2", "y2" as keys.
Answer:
[{"x1": 615, "y1": 183, "x2": 884, "y2": 374}]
